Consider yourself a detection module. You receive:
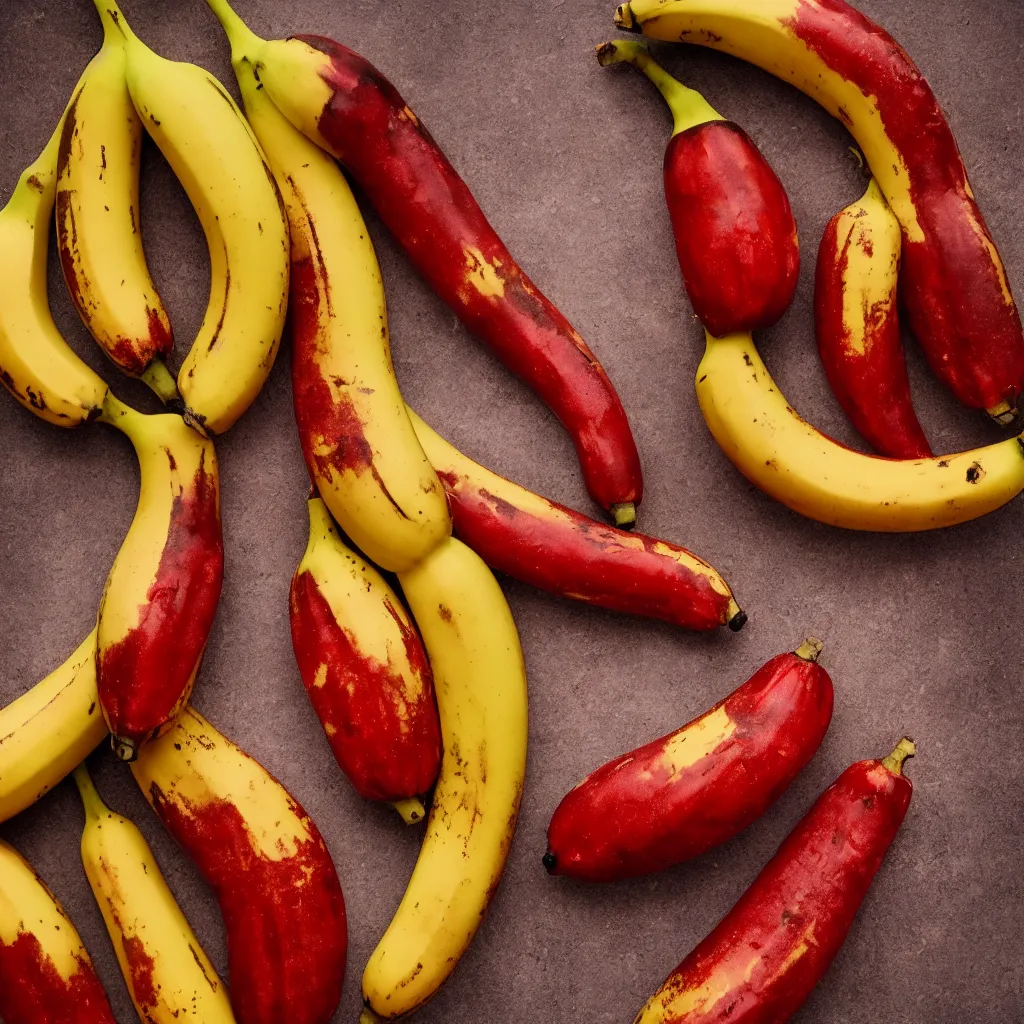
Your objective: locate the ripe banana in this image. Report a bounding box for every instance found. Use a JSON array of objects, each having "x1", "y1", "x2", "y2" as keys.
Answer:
[
  {"x1": 131, "y1": 706, "x2": 347, "y2": 1024},
  {"x1": 696, "y1": 330, "x2": 1024, "y2": 531},
  {"x1": 97, "y1": 395, "x2": 223, "y2": 760},
  {"x1": 73, "y1": 764, "x2": 237, "y2": 1023},
  {"x1": 0, "y1": 113, "x2": 108, "y2": 427},
  {"x1": 290, "y1": 496, "x2": 441, "y2": 822},
  {"x1": 0, "y1": 838, "x2": 116, "y2": 1023},
  {"x1": 56, "y1": 7, "x2": 175, "y2": 398},
  {"x1": 224, "y1": 26, "x2": 450, "y2": 573},
  {"x1": 94, "y1": 0, "x2": 289, "y2": 434},
  {"x1": 362, "y1": 538, "x2": 529, "y2": 1021},
  {"x1": 0, "y1": 630, "x2": 105, "y2": 824}
]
